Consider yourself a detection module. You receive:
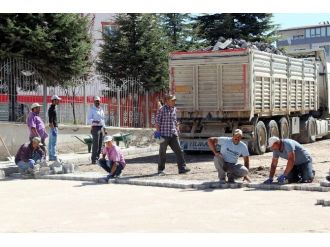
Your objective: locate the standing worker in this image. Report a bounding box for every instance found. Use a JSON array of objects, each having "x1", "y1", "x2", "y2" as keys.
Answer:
[
  {"x1": 88, "y1": 96, "x2": 107, "y2": 164},
  {"x1": 27, "y1": 102, "x2": 48, "y2": 154},
  {"x1": 264, "y1": 137, "x2": 315, "y2": 184},
  {"x1": 207, "y1": 129, "x2": 250, "y2": 184},
  {"x1": 154, "y1": 94, "x2": 190, "y2": 175},
  {"x1": 48, "y1": 95, "x2": 61, "y2": 161}
]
